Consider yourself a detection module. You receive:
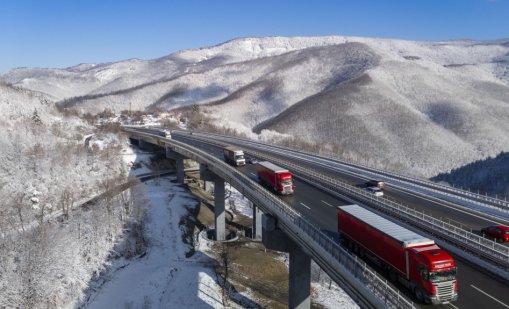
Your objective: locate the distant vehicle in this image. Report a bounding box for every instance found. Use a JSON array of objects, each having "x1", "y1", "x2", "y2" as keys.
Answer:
[
  {"x1": 366, "y1": 179, "x2": 385, "y2": 188},
  {"x1": 129, "y1": 126, "x2": 171, "y2": 138},
  {"x1": 364, "y1": 186, "x2": 384, "y2": 197},
  {"x1": 338, "y1": 205, "x2": 458, "y2": 304},
  {"x1": 480, "y1": 225, "x2": 509, "y2": 242},
  {"x1": 223, "y1": 146, "x2": 246, "y2": 166},
  {"x1": 160, "y1": 129, "x2": 171, "y2": 138},
  {"x1": 256, "y1": 161, "x2": 294, "y2": 195},
  {"x1": 246, "y1": 157, "x2": 259, "y2": 164}
]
